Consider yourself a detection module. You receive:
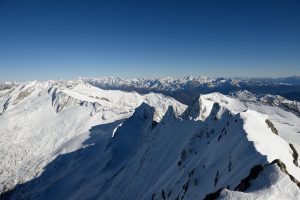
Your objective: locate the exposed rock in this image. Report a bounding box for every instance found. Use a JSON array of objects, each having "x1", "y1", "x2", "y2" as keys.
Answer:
[
  {"x1": 289, "y1": 143, "x2": 299, "y2": 167},
  {"x1": 265, "y1": 119, "x2": 278, "y2": 135}
]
